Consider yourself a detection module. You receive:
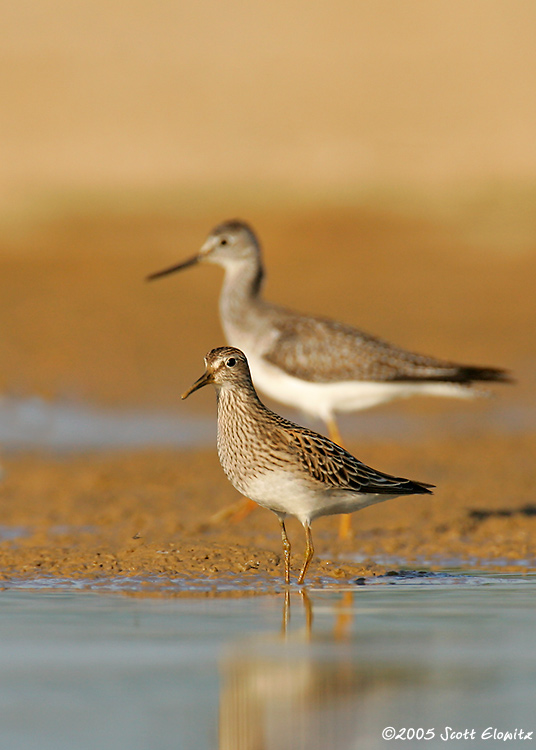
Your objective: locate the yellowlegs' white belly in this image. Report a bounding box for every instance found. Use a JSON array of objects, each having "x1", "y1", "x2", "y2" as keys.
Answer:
[{"x1": 245, "y1": 350, "x2": 477, "y2": 422}]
